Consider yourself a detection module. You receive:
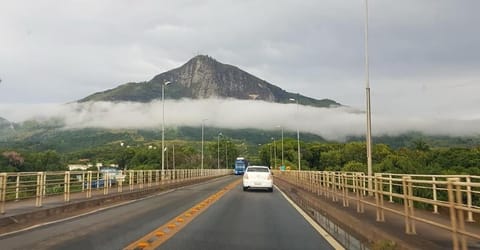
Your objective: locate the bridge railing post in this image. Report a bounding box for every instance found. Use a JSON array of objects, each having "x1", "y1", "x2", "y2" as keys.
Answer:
[
  {"x1": 342, "y1": 173, "x2": 348, "y2": 207},
  {"x1": 129, "y1": 170, "x2": 134, "y2": 191},
  {"x1": 147, "y1": 170, "x2": 153, "y2": 188},
  {"x1": 465, "y1": 176, "x2": 474, "y2": 222},
  {"x1": 118, "y1": 170, "x2": 123, "y2": 193},
  {"x1": 355, "y1": 173, "x2": 364, "y2": 213},
  {"x1": 35, "y1": 172, "x2": 43, "y2": 207},
  {"x1": 402, "y1": 176, "x2": 416, "y2": 234},
  {"x1": 447, "y1": 177, "x2": 467, "y2": 250},
  {"x1": 0, "y1": 173, "x2": 6, "y2": 214},
  {"x1": 374, "y1": 173, "x2": 385, "y2": 222},
  {"x1": 96, "y1": 171, "x2": 100, "y2": 190},
  {"x1": 81, "y1": 172, "x2": 86, "y2": 193},
  {"x1": 64, "y1": 171, "x2": 70, "y2": 202},
  {"x1": 432, "y1": 176, "x2": 439, "y2": 214},
  {"x1": 312, "y1": 171, "x2": 316, "y2": 193},
  {"x1": 15, "y1": 173, "x2": 20, "y2": 201},
  {"x1": 323, "y1": 172, "x2": 328, "y2": 198},
  {"x1": 333, "y1": 172, "x2": 338, "y2": 202},
  {"x1": 388, "y1": 173, "x2": 393, "y2": 203},
  {"x1": 86, "y1": 171, "x2": 92, "y2": 198},
  {"x1": 103, "y1": 172, "x2": 109, "y2": 195}
]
